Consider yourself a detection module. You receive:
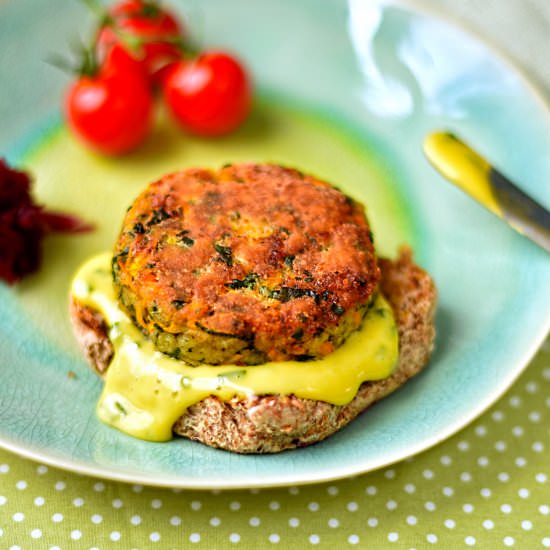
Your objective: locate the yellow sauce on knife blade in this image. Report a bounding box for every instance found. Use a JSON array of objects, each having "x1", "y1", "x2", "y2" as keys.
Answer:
[
  {"x1": 423, "y1": 131, "x2": 502, "y2": 216},
  {"x1": 72, "y1": 253, "x2": 398, "y2": 442}
]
